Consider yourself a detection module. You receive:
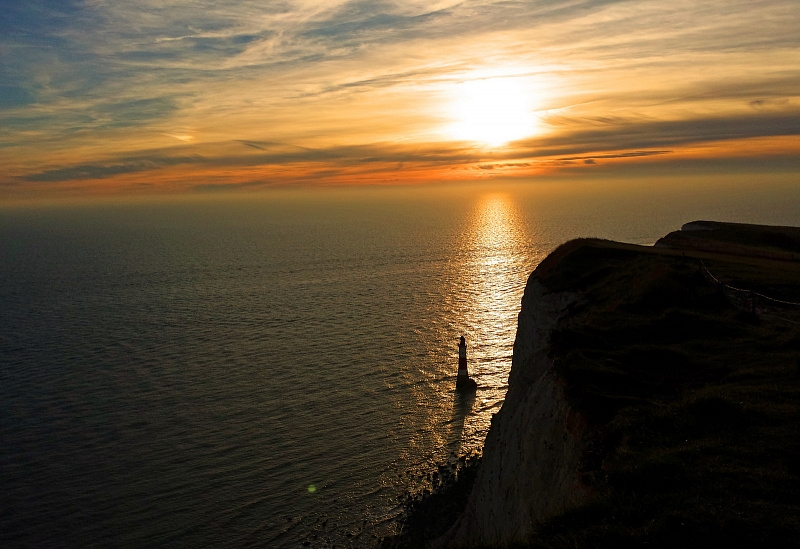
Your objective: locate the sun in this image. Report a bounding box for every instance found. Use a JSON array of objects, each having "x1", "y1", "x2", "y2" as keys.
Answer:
[{"x1": 448, "y1": 76, "x2": 538, "y2": 147}]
